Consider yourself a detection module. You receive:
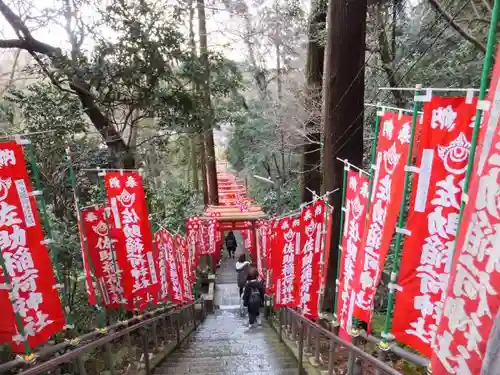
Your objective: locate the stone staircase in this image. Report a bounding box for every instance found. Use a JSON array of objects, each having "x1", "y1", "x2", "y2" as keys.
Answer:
[
  {"x1": 154, "y1": 309, "x2": 298, "y2": 375},
  {"x1": 154, "y1": 236, "x2": 298, "y2": 375}
]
